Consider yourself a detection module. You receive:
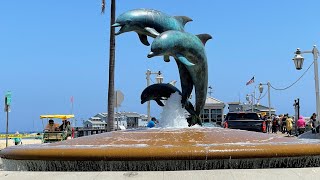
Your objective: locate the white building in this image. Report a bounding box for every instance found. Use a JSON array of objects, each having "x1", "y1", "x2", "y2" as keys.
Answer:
[
  {"x1": 200, "y1": 96, "x2": 225, "y2": 125},
  {"x1": 83, "y1": 112, "x2": 147, "y2": 130}
]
